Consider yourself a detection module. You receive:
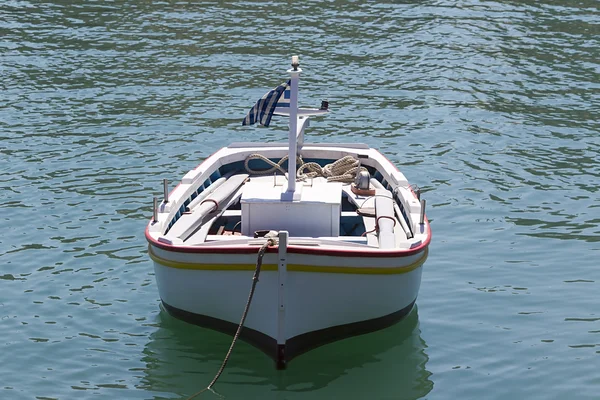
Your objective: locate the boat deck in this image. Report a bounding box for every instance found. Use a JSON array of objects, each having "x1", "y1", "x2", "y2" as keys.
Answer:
[{"x1": 160, "y1": 173, "x2": 415, "y2": 251}]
